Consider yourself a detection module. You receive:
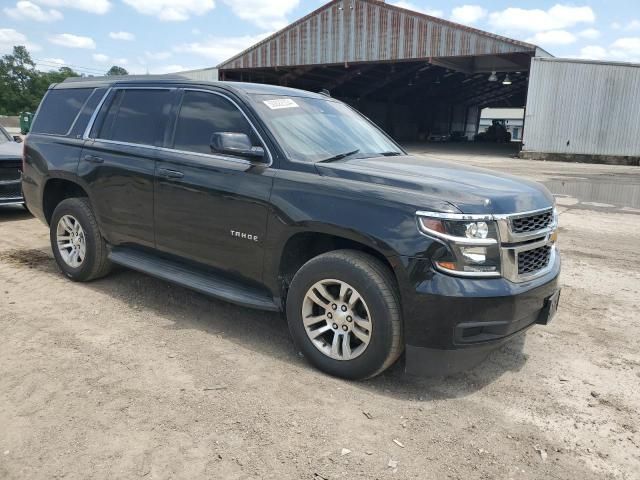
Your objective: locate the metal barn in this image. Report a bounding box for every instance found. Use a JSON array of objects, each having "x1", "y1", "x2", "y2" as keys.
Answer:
[
  {"x1": 522, "y1": 57, "x2": 640, "y2": 164},
  {"x1": 216, "y1": 0, "x2": 550, "y2": 142}
]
